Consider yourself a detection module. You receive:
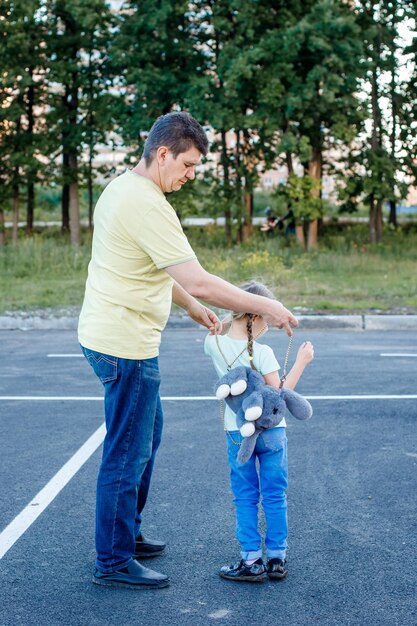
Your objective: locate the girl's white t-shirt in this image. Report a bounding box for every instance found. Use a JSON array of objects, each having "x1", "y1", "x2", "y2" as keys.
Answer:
[{"x1": 204, "y1": 333, "x2": 286, "y2": 431}]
